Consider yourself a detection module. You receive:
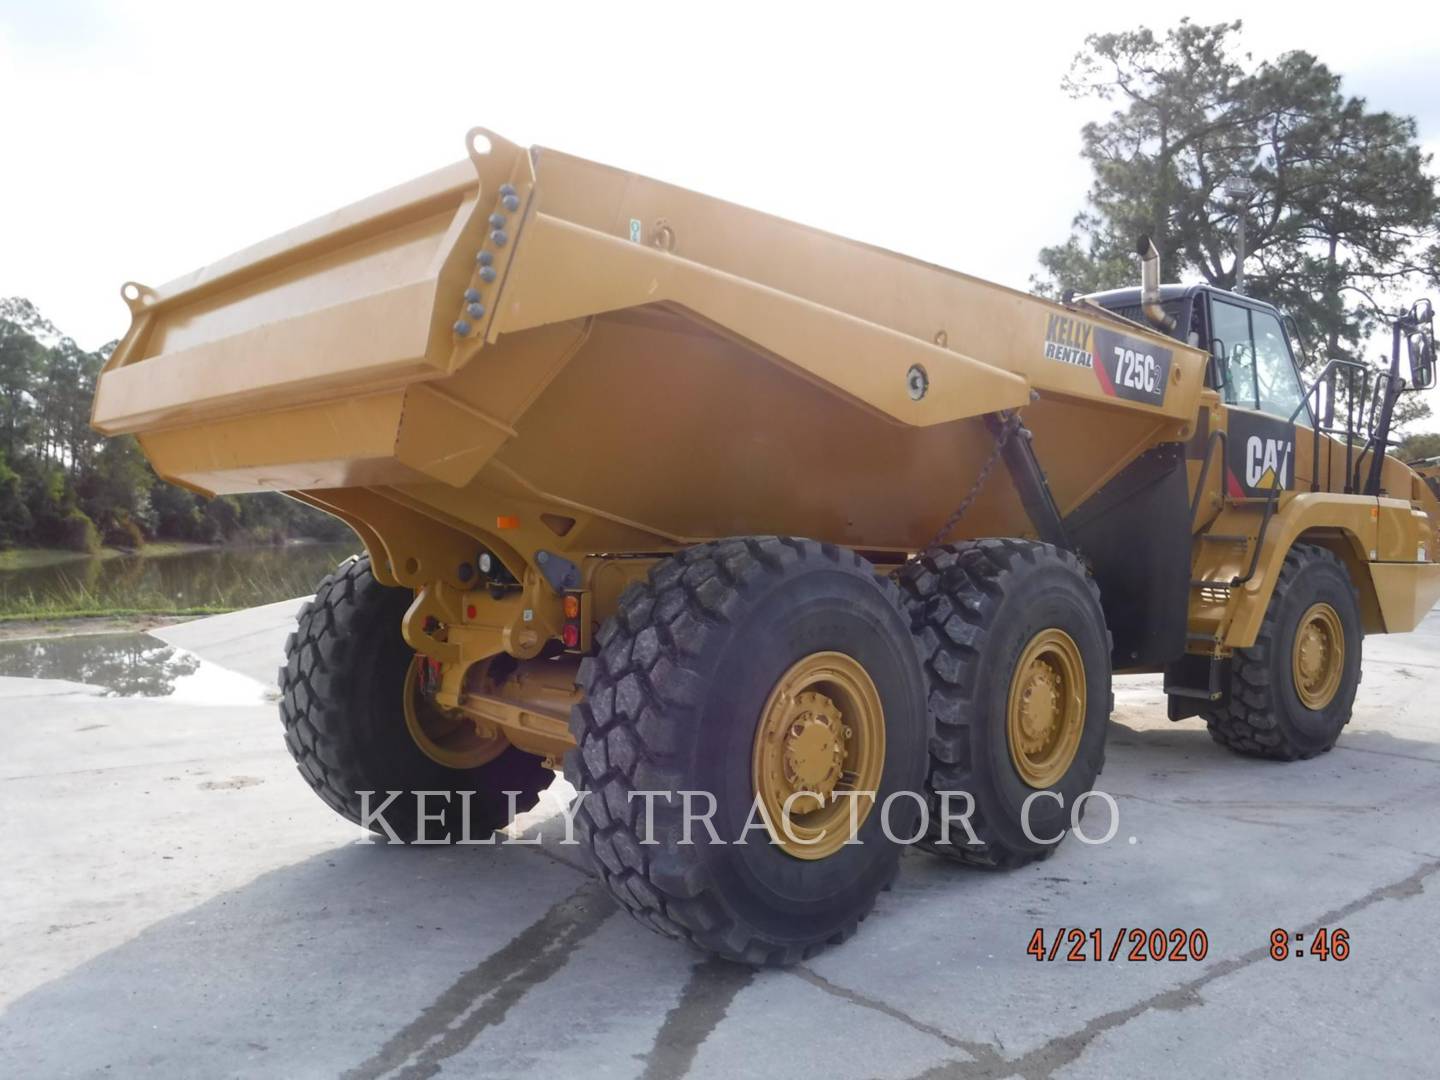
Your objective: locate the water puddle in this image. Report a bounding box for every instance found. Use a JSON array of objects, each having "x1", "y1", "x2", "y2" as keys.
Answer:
[{"x1": 0, "y1": 632, "x2": 272, "y2": 703}]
